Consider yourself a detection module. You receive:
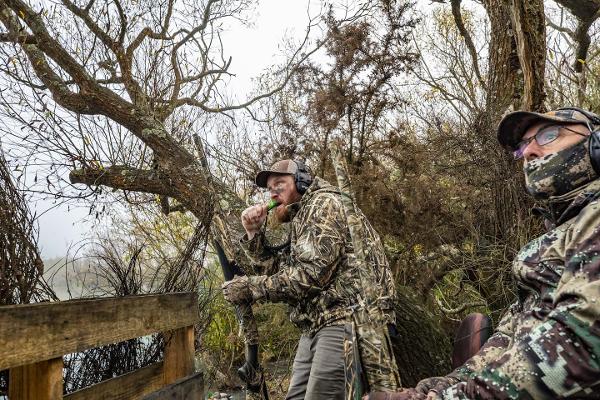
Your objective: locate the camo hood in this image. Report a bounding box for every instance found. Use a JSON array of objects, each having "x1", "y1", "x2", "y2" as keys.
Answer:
[{"x1": 283, "y1": 176, "x2": 341, "y2": 220}]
